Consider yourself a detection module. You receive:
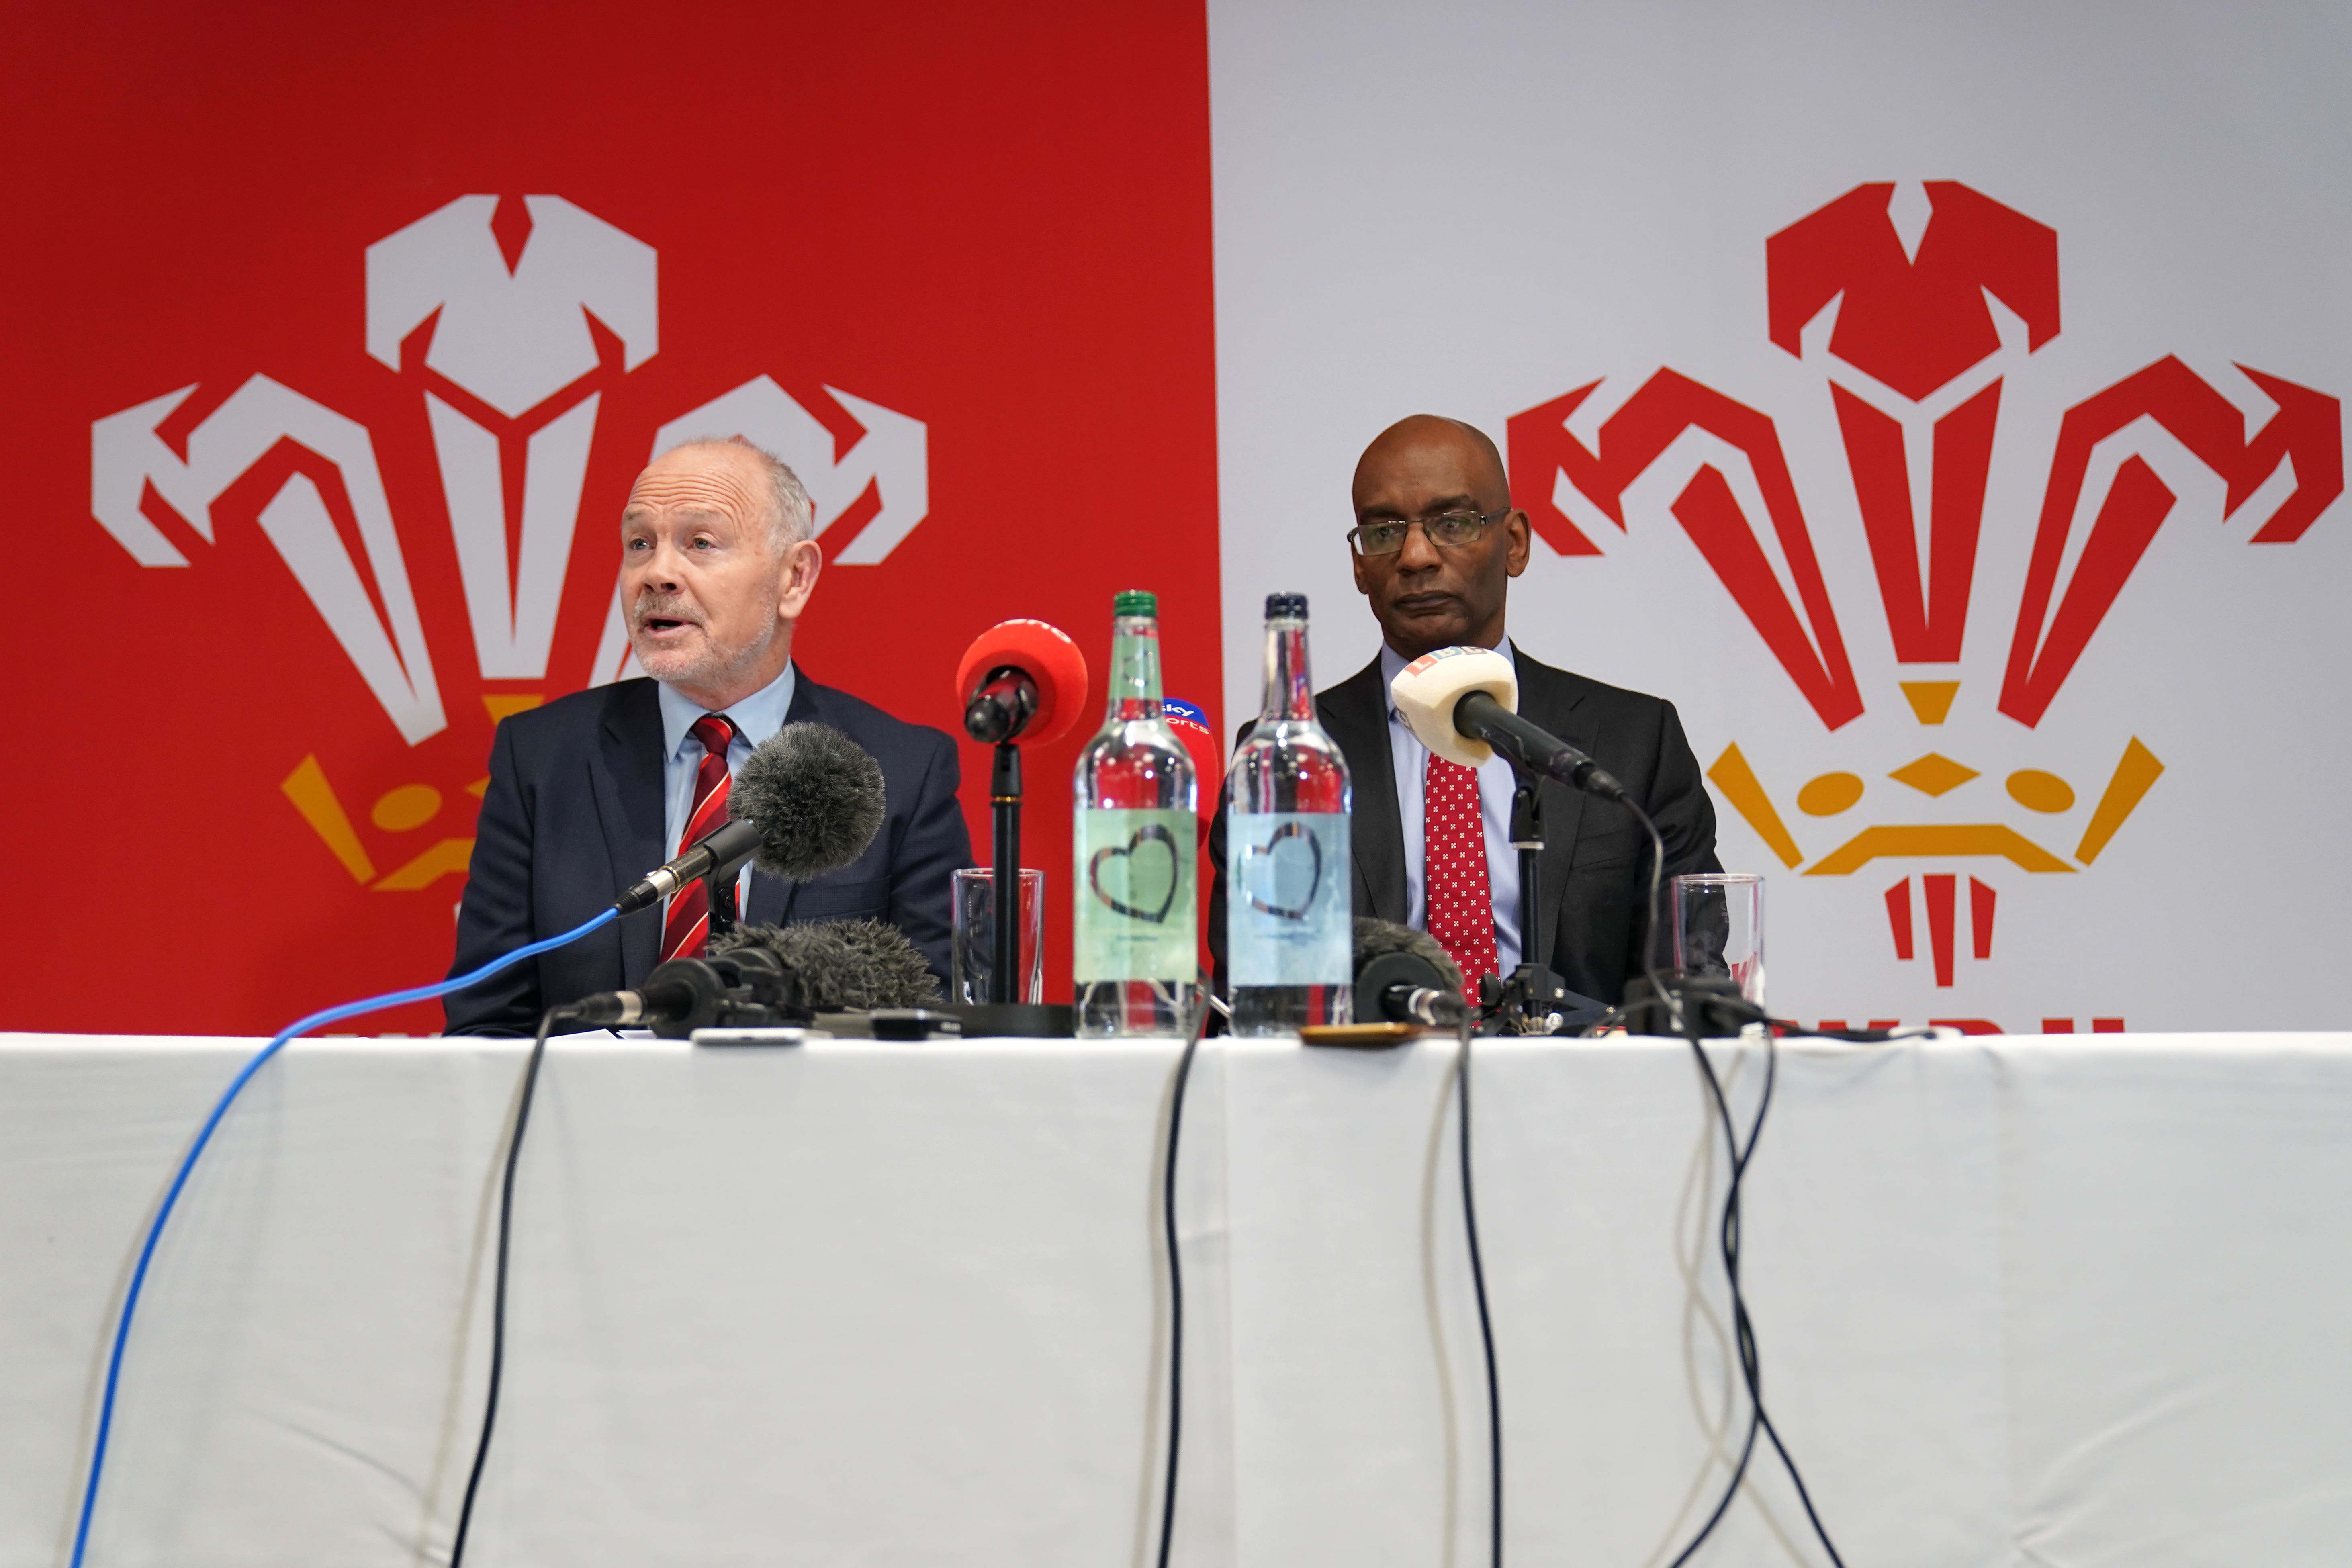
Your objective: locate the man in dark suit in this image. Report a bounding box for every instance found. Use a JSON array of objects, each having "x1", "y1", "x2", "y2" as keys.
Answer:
[
  {"x1": 1211, "y1": 415, "x2": 1718, "y2": 1007},
  {"x1": 446, "y1": 437, "x2": 971, "y2": 1035}
]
